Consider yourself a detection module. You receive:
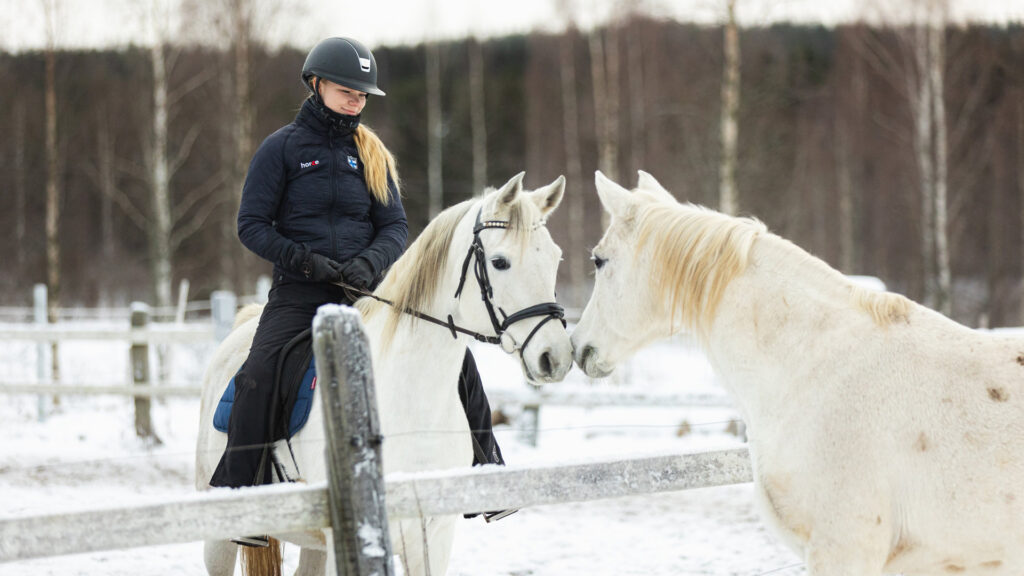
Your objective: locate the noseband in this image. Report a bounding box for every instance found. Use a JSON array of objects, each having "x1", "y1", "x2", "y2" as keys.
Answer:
[{"x1": 453, "y1": 208, "x2": 566, "y2": 354}]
